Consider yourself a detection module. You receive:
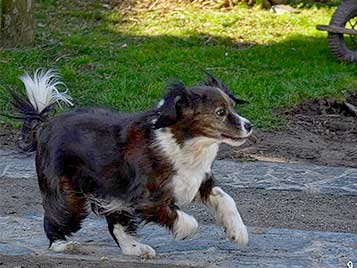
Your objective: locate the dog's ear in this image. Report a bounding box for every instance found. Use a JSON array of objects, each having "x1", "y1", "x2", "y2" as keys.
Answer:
[
  {"x1": 154, "y1": 81, "x2": 191, "y2": 129},
  {"x1": 204, "y1": 73, "x2": 248, "y2": 105}
]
